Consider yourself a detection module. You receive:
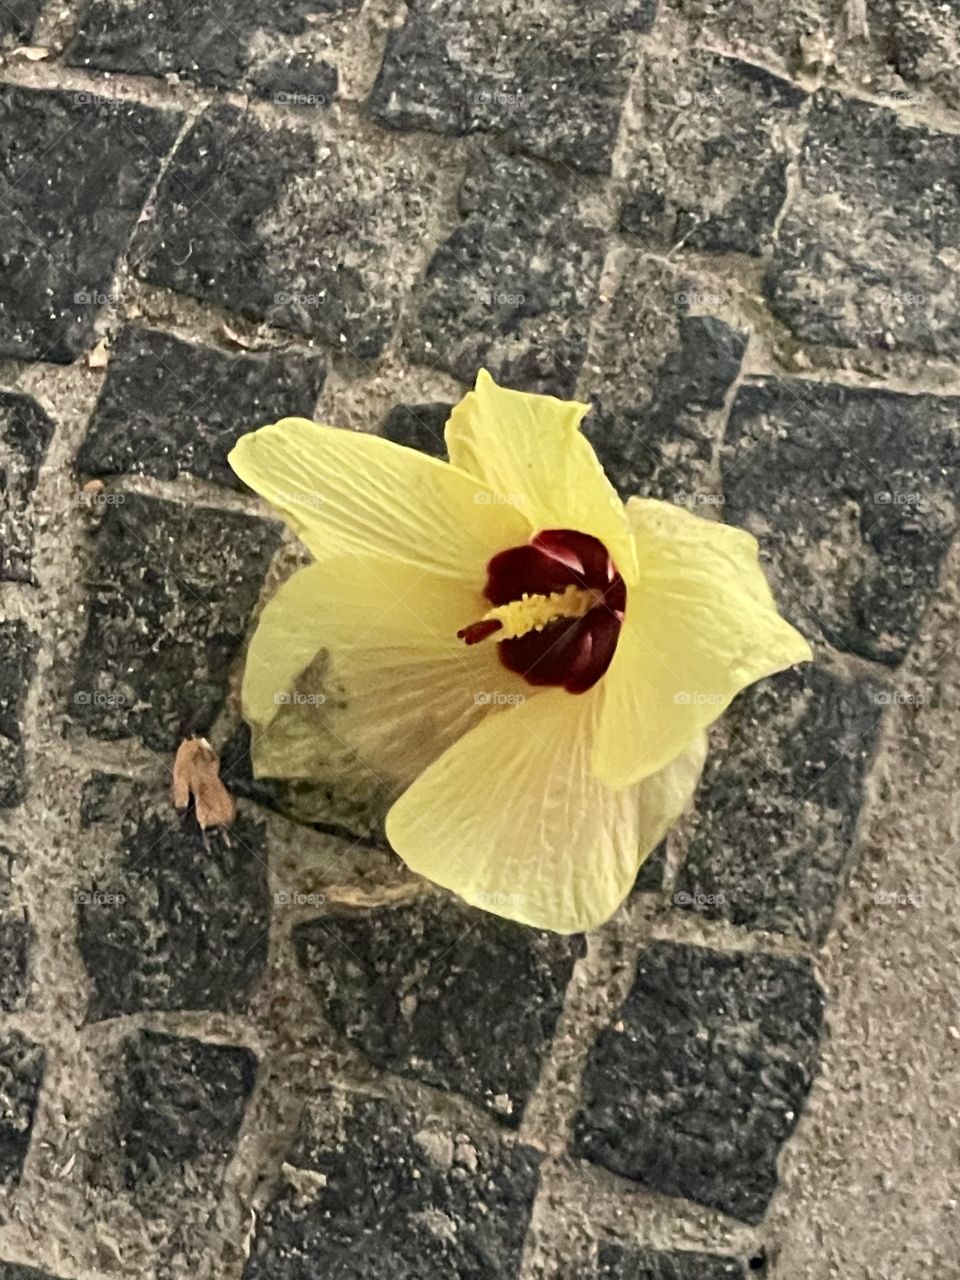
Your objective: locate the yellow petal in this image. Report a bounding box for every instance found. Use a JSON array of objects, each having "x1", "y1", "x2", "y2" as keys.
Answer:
[
  {"x1": 243, "y1": 555, "x2": 532, "y2": 788},
  {"x1": 593, "y1": 498, "x2": 812, "y2": 789},
  {"x1": 445, "y1": 371, "x2": 638, "y2": 582},
  {"x1": 229, "y1": 417, "x2": 531, "y2": 579},
  {"x1": 385, "y1": 691, "x2": 706, "y2": 934}
]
